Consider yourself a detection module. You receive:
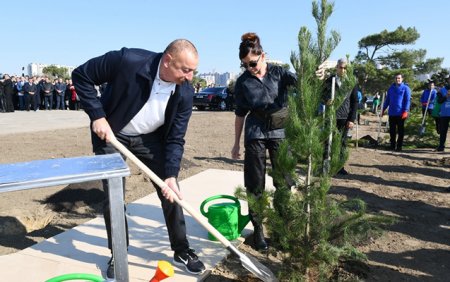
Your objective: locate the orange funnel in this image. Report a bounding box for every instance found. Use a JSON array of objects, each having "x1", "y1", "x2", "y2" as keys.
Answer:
[{"x1": 149, "y1": 260, "x2": 174, "y2": 282}]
